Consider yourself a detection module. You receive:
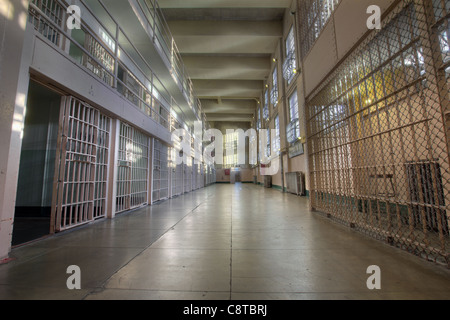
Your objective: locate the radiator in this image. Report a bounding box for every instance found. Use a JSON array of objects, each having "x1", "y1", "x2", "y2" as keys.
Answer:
[
  {"x1": 285, "y1": 172, "x2": 306, "y2": 196},
  {"x1": 264, "y1": 175, "x2": 272, "y2": 188}
]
